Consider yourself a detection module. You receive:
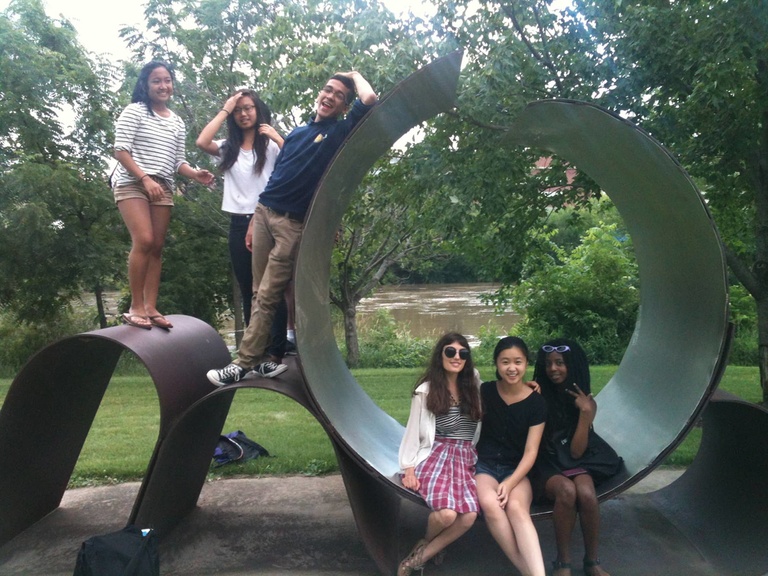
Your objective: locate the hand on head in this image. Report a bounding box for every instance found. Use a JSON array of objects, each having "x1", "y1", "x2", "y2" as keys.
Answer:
[{"x1": 221, "y1": 91, "x2": 244, "y2": 115}]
